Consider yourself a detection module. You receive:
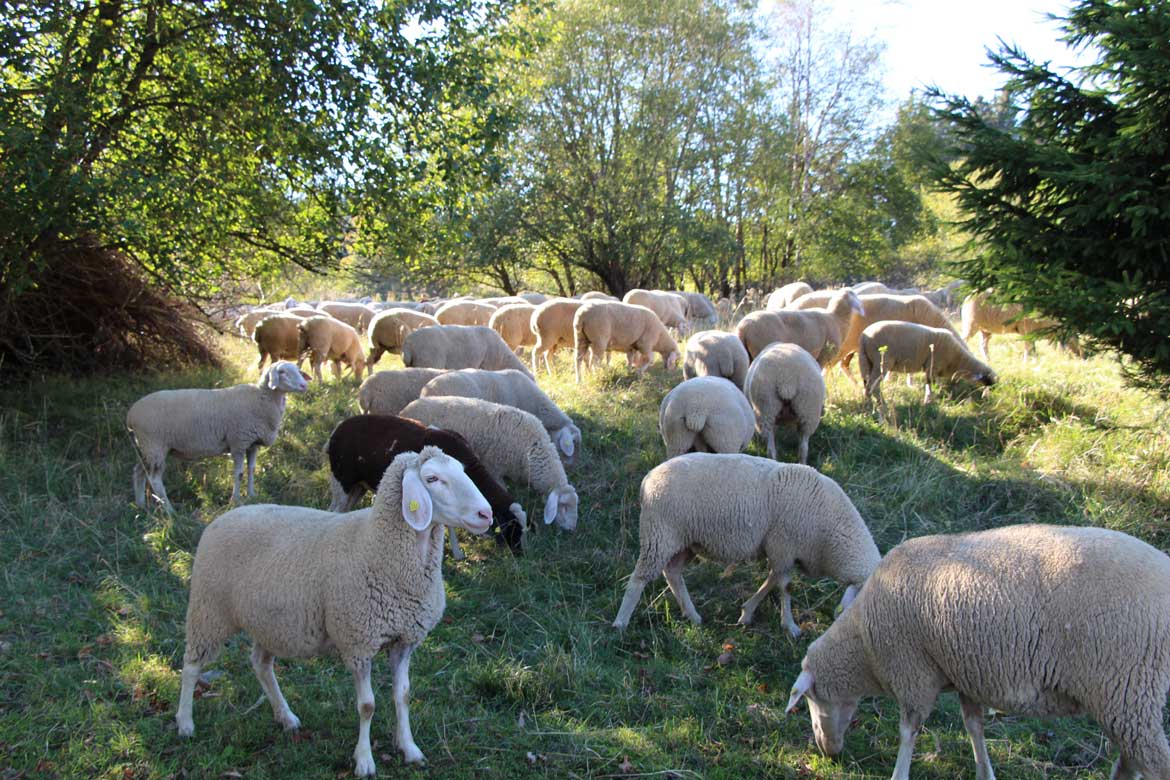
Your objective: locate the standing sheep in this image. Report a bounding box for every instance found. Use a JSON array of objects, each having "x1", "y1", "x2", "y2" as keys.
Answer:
[
  {"x1": 580, "y1": 291, "x2": 618, "y2": 301},
  {"x1": 317, "y1": 301, "x2": 377, "y2": 334},
  {"x1": 737, "y1": 289, "x2": 864, "y2": 365},
  {"x1": 530, "y1": 299, "x2": 584, "y2": 376},
  {"x1": 234, "y1": 307, "x2": 282, "y2": 338},
  {"x1": 518, "y1": 291, "x2": 548, "y2": 305},
  {"x1": 399, "y1": 396, "x2": 579, "y2": 531},
  {"x1": 402, "y1": 325, "x2": 534, "y2": 377},
  {"x1": 298, "y1": 315, "x2": 367, "y2": 381},
  {"x1": 488, "y1": 302, "x2": 538, "y2": 355},
  {"x1": 573, "y1": 300, "x2": 680, "y2": 384},
  {"x1": 765, "y1": 282, "x2": 814, "y2": 310},
  {"x1": 744, "y1": 343, "x2": 825, "y2": 464},
  {"x1": 786, "y1": 524, "x2": 1170, "y2": 780},
  {"x1": 611, "y1": 454, "x2": 879, "y2": 636},
  {"x1": 358, "y1": 368, "x2": 448, "y2": 416},
  {"x1": 127, "y1": 361, "x2": 310, "y2": 511},
  {"x1": 366, "y1": 308, "x2": 439, "y2": 366},
  {"x1": 175, "y1": 448, "x2": 493, "y2": 776},
  {"x1": 420, "y1": 368, "x2": 581, "y2": 463},
  {"x1": 658, "y1": 377, "x2": 754, "y2": 457},
  {"x1": 253, "y1": 314, "x2": 306, "y2": 372},
  {"x1": 623, "y1": 289, "x2": 690, "y2": 334},
  {"x1": 827, "y1": 293, "x2": 957, "y2": 378},
  {"x1": 669, "y1": 290, "x2": 718, "y2": 328},
  {"x1": 682, "y1": 330, "x2": 750, "y2": 389},
  {"x1": 960, "y1": 290, "x2": 1080, "y2": 359},
  {"x1": 435, "y1": 300, "x2": 497, "y2": 326}
]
